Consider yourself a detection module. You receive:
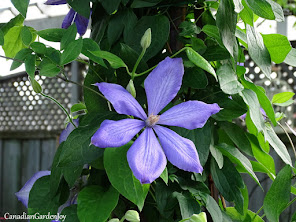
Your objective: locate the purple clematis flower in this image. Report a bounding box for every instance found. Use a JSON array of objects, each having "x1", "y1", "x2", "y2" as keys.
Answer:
[
  {"x1": 44, "y1": 0, "x2": 90, "y2": 36},
  {"x1": 91, "y1": 57, "x2": 220, "y2": 184}
]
